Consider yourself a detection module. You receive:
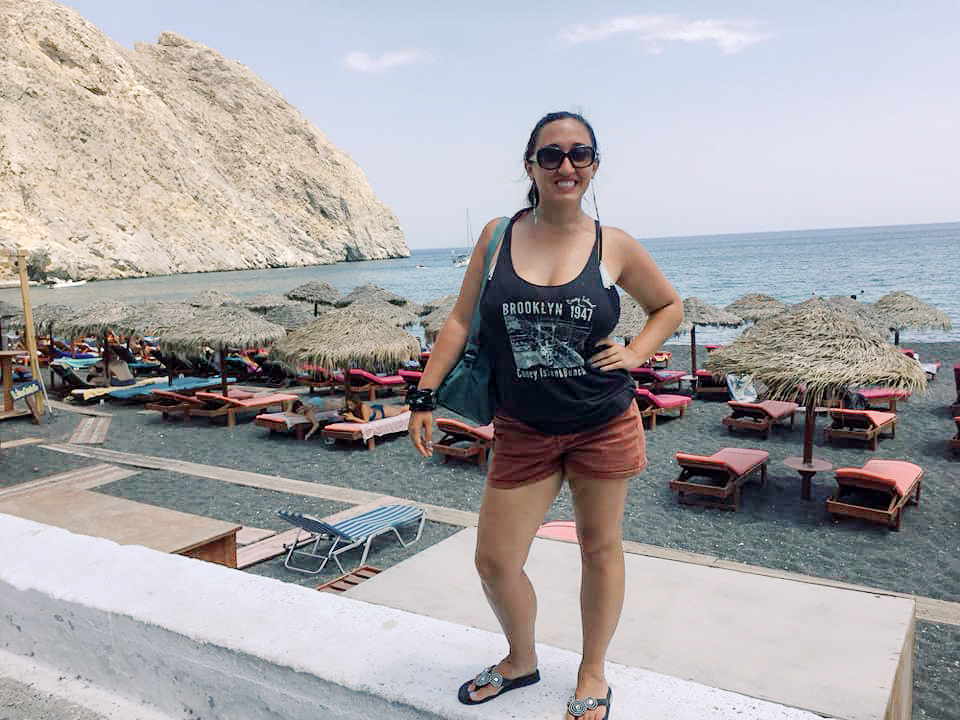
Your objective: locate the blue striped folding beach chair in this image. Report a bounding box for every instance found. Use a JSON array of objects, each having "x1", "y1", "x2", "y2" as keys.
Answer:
[{"x1": 277, "y1": 504, "x2": 425, "y2": 574}]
